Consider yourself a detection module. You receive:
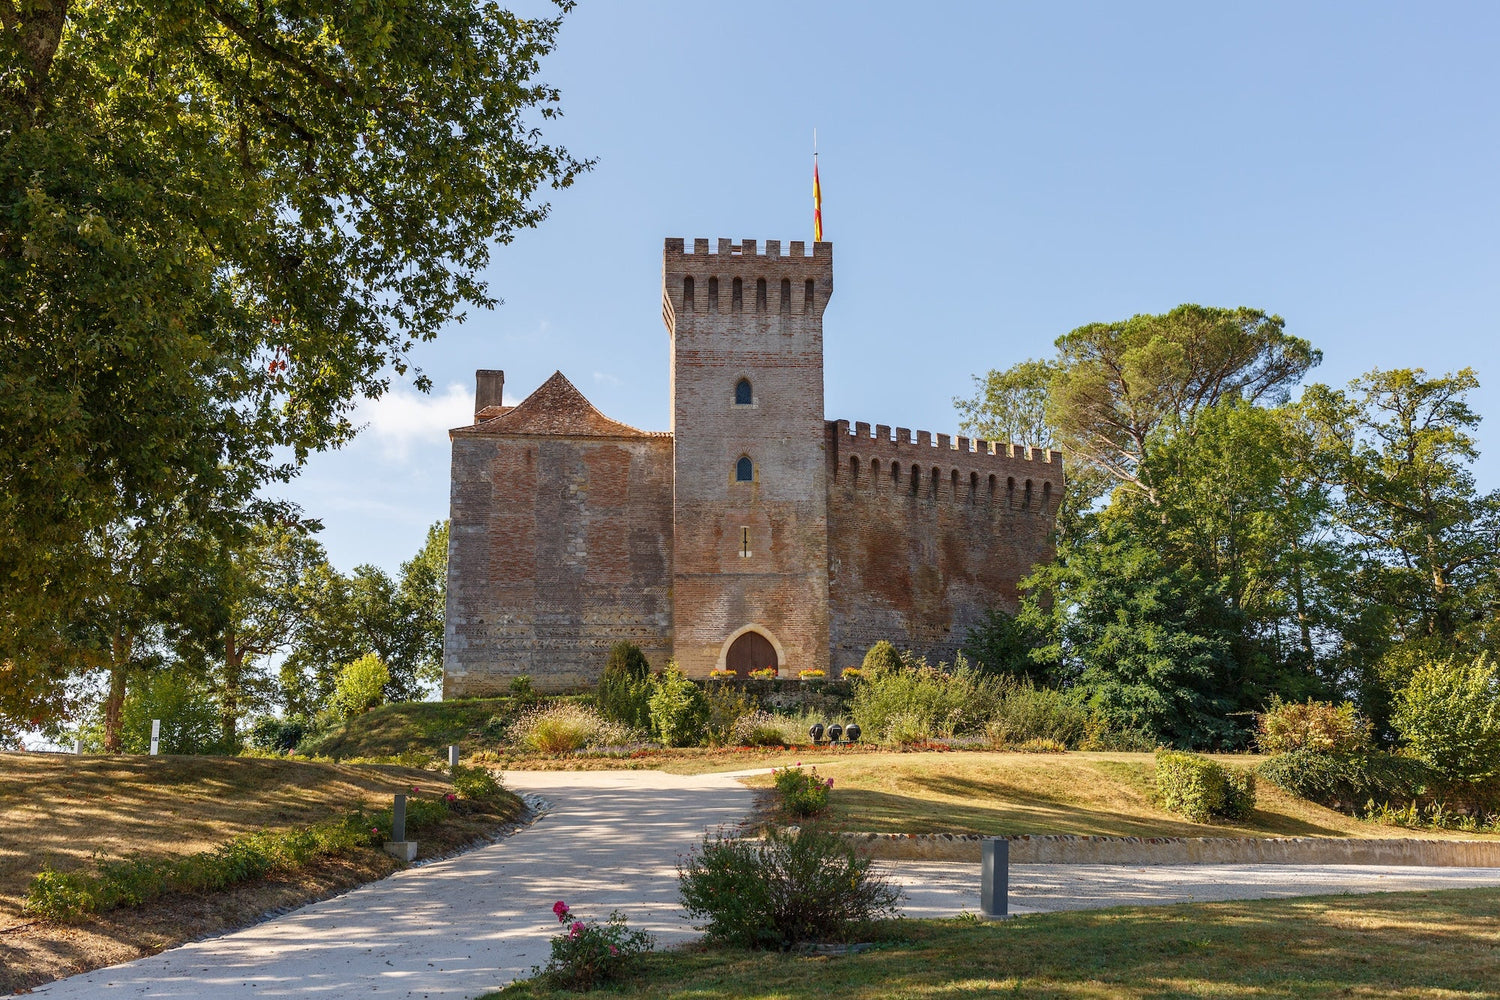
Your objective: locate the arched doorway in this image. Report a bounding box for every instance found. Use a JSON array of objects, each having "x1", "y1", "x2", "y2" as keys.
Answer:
[{"x1": 726, "y1": 630, "x2": 778, "y2": 675}]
